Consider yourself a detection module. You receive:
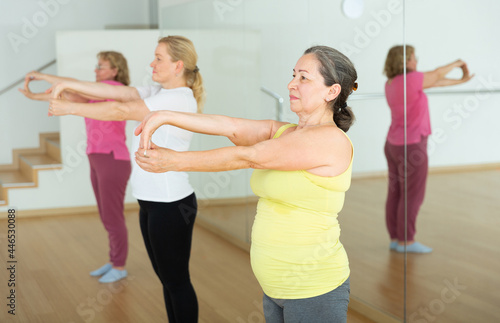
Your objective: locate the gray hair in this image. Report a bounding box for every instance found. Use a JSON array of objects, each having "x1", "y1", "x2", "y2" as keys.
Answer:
[{"x1": 304, "y1": 46, "x2": 358, "y2": 132}]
